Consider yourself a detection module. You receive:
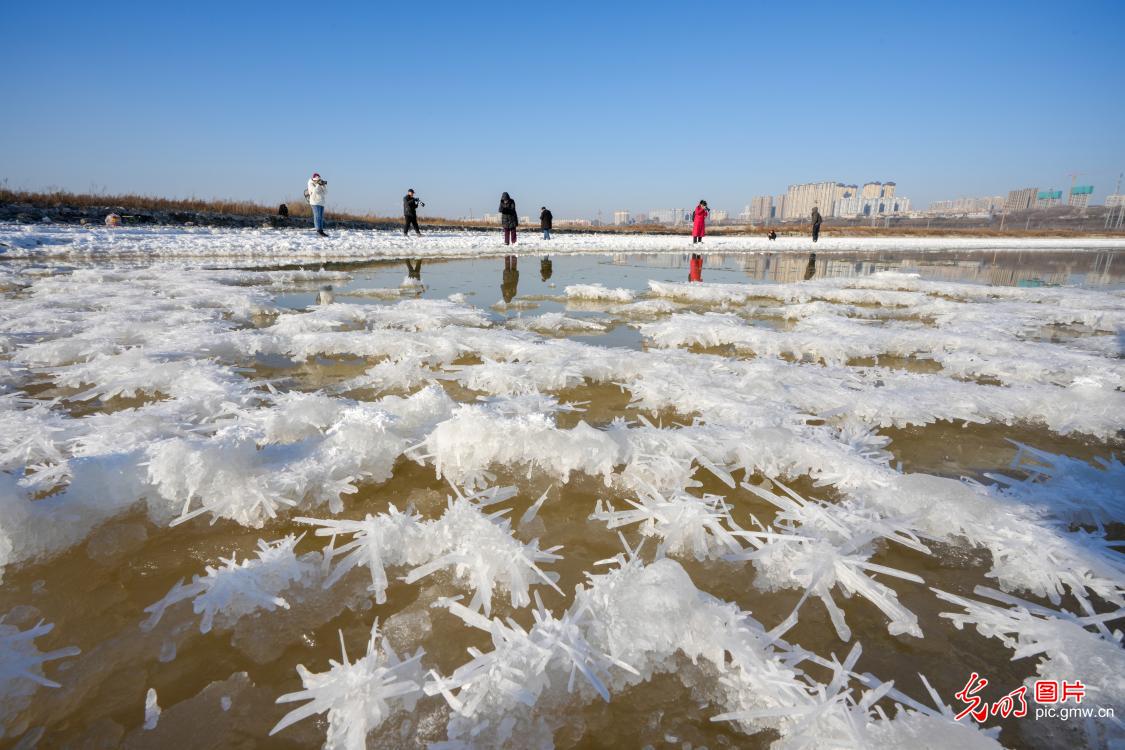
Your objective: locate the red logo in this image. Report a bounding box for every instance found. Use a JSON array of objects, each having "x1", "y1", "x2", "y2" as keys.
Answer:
[{"x1": 955, "y1": 676, "x2": 1084, "y2": 723}]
